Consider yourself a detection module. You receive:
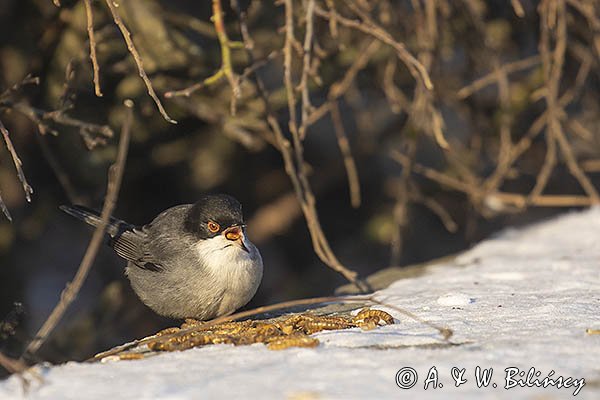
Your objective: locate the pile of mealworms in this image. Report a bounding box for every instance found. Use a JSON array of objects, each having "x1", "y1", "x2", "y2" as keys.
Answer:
[{"x1": 142, "y1": 307, "x2": 395, "y2": 353}]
